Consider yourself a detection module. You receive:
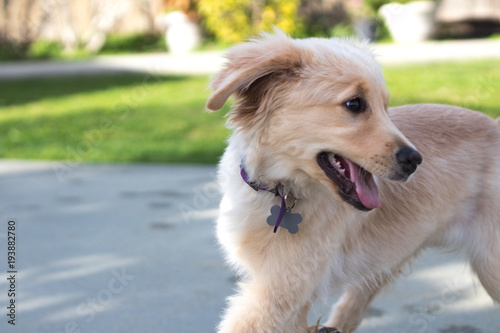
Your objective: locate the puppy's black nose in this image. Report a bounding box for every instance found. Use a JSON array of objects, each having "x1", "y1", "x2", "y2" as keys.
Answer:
[{"x1": 396, "y1": 146, "x2": 422, "y2": 175}]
